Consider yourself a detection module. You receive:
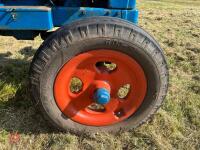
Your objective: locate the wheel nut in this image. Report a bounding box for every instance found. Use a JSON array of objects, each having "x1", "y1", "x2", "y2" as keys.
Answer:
[{"x1": 114, "y1": 109, "x2": 125, "y2": 118}]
